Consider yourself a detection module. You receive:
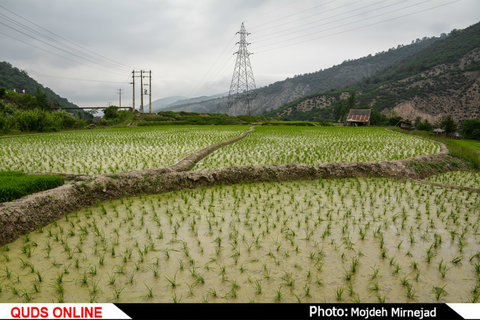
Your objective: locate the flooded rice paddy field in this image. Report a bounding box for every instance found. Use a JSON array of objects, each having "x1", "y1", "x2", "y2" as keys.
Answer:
[
  {"x1": 194, "y1": 127, "x2": 440, "y2": 170},
  {"x1": 0, "y1": 126, "x2": 247, "y2": 175},
  {"x1": 1, "y1": 178, "x2": 479, "y2": 303},
  {"x1": 424, "y1": 170, "x2": 480, "y2": 188}
]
